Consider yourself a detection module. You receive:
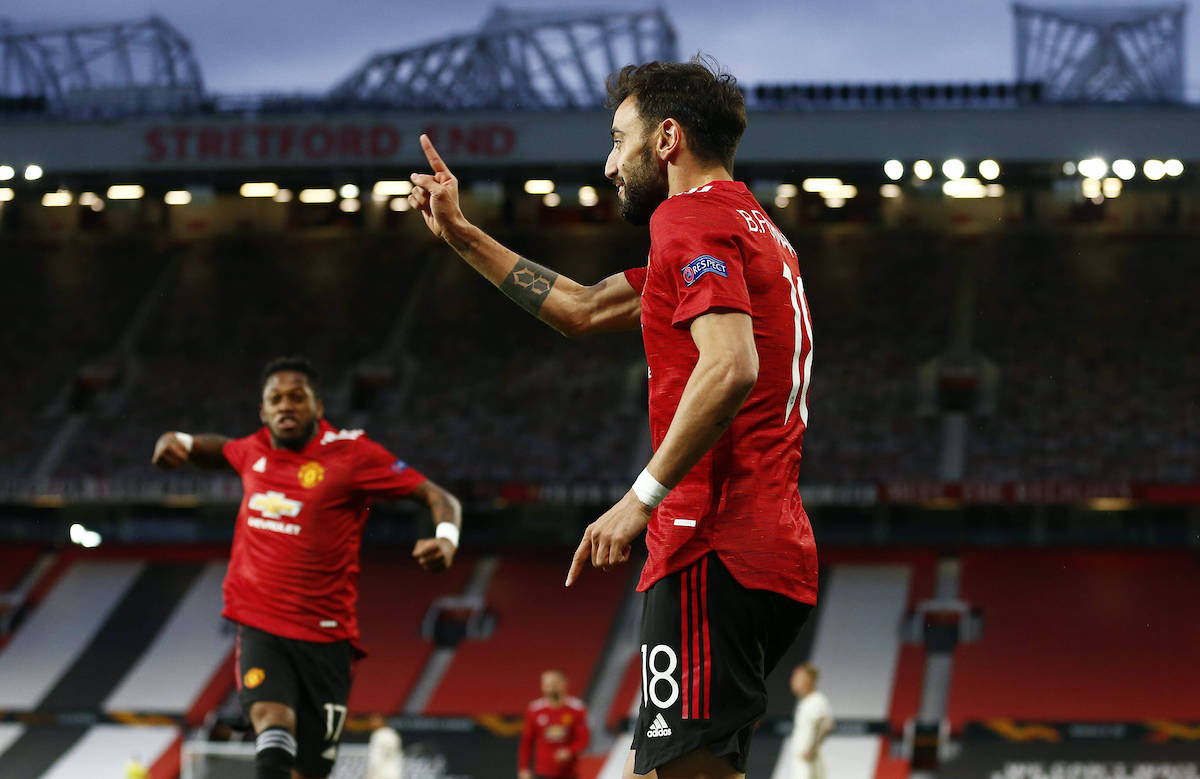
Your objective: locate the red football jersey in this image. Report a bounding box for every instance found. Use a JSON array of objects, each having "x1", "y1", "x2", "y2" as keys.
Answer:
[
  {"x1": 221, "y1": 420, "x2": 426, "y2": 648},
  {"x1": 623, "y1": 180, "x2": 817, "y2": 605},
  {"x1": 518, "y1": 697, "x2": 590, "y2": 779}
]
